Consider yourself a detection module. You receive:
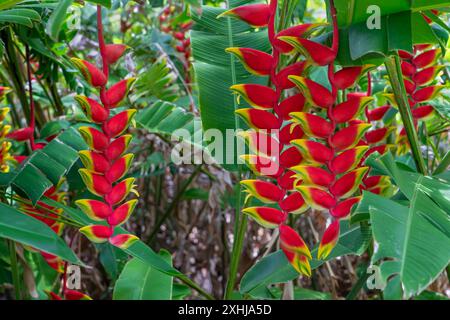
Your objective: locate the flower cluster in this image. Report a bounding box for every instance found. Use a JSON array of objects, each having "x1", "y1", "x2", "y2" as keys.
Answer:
[
  {"x1": 0, "y1": 105, "x2": 16, "y2": 173},
  {"x1": 71, "y1": 6, "x2": 139, "y2": 249},
  {"x1": 220, "y1": 1, "x2": 378, "y2": 275}
]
